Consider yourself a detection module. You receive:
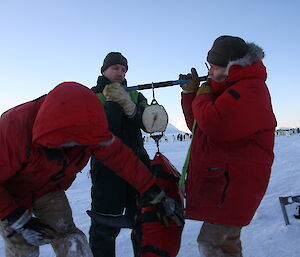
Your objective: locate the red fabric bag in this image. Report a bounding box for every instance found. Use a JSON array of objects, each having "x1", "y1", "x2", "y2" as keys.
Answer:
[{"x1": 136, "y1": 152, "x2": 184, "y2": 257}]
